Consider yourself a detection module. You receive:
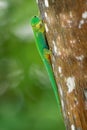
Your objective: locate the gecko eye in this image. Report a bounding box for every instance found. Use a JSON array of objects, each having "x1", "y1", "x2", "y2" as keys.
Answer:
[{"x1": 34, "y1": 16, "x2": 37, "y2": 18}]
